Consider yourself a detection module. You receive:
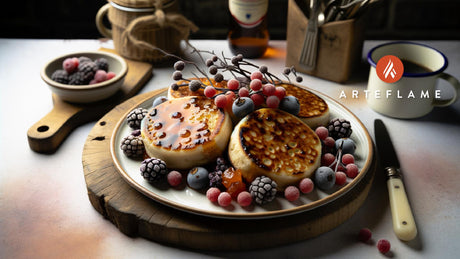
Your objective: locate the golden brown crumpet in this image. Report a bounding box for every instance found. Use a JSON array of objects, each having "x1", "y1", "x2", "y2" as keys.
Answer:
[
  {"x1": 228, "y1": 108, "x2": 322, "y2": 190},
  {"x1": 282, "y1": 83, "x2": 329, "y2": 128},
  {"x1": 141, "y1": 96, "x2": 232, "y2": 169}
]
